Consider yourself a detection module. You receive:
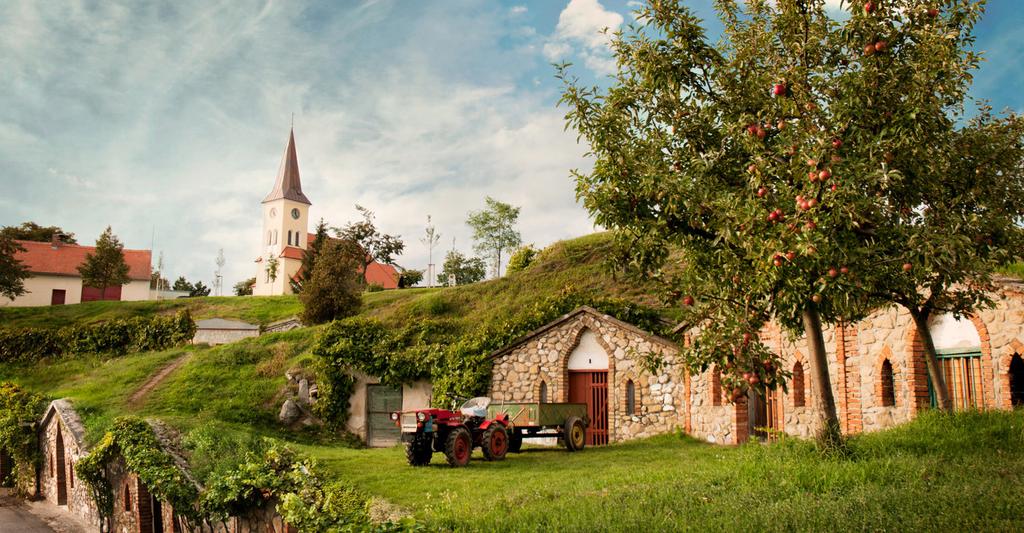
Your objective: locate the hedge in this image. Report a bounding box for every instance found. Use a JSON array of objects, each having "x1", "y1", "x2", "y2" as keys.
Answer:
[{"x1": 0, "y1": 310, "x2": 196, "y2": 363}]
